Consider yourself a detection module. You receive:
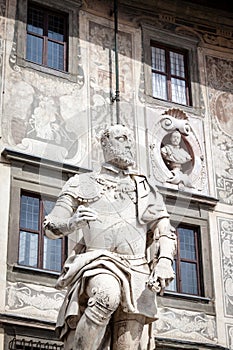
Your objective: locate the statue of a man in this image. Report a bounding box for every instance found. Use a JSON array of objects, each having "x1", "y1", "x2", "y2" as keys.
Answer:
[{"x1": 44, "y1": 125, "x2": 176, "y2": 350}]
